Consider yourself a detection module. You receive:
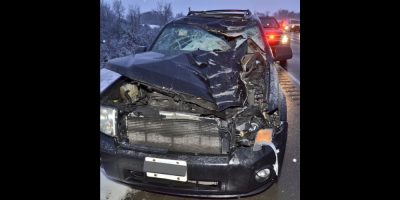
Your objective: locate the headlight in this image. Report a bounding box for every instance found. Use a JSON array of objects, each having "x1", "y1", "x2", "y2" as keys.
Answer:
[
  {"x1": 281, "y1": 34, "x2": 289, "y2": 44},
  {"x1": 100, "y1": 106, "x2": 117, "y2": 136}
]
